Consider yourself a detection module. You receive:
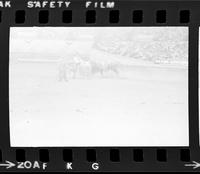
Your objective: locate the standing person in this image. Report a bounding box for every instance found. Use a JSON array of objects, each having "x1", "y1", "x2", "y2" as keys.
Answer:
[{"x1": 58, "y1": 56, "x2": 69, "y2": 82}]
